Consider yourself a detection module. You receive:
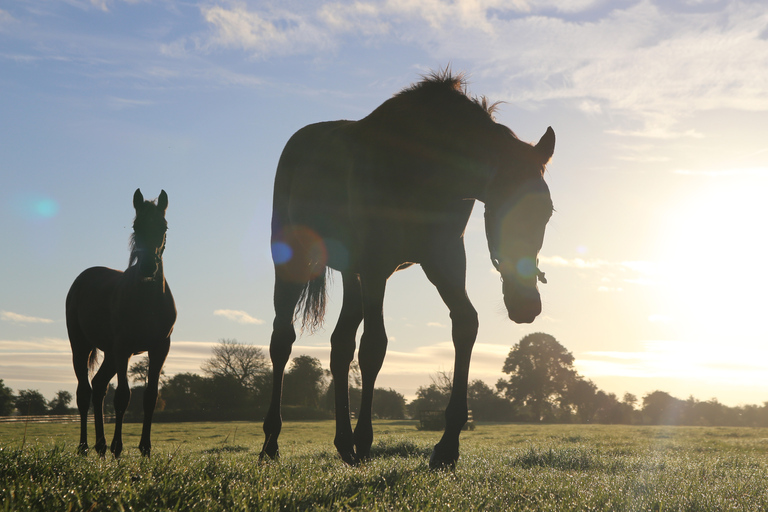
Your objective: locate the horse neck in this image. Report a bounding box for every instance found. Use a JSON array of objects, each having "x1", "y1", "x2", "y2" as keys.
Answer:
[{"x1": 125, "y1": 259, "x2": 167, "y2": 293}]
